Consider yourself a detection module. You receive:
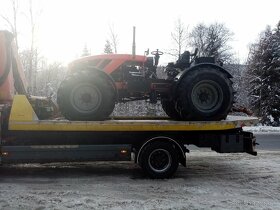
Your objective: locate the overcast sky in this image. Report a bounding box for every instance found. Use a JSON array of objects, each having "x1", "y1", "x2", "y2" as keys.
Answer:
[{"x1": 0, "y1": 0, "x2": 279, "y2": 64}]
